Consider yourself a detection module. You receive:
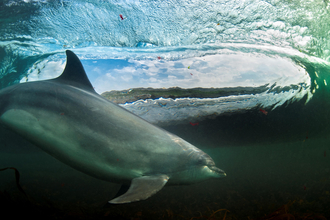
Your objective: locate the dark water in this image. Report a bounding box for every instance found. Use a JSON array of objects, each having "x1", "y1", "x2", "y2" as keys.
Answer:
[
  {"x1": 2, "y1": 102, "x2": 330, "y2": 219},
  {"x1": 1, "y1": 0, "x2": 330, "y2": 219}
]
